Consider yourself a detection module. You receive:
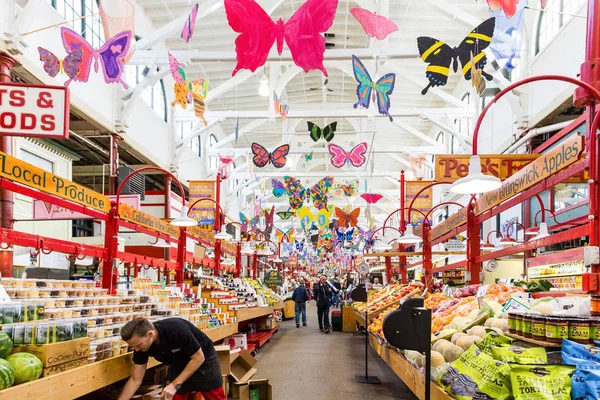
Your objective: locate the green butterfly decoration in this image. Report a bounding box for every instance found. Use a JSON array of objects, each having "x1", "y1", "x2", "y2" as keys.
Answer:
[{"x1": 305, "y1": 152, "x2": 313, "y2": 162}]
